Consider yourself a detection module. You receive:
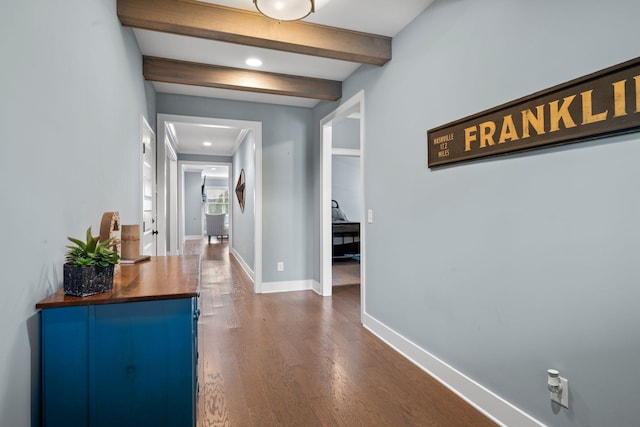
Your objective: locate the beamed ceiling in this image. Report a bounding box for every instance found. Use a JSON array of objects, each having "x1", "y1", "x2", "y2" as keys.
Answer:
[{"x1": 117, "y1": 0, "x2": 435, "y2": 108}]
